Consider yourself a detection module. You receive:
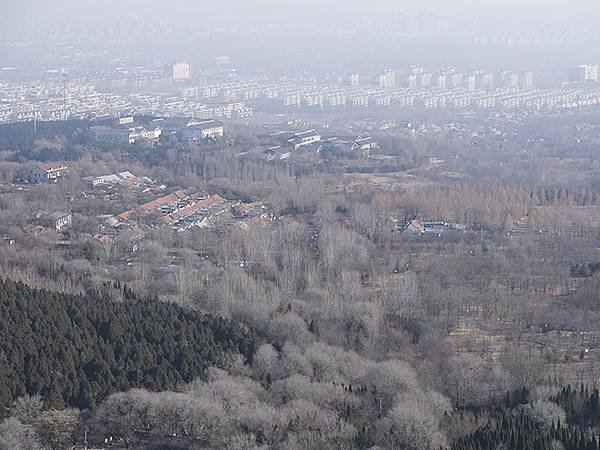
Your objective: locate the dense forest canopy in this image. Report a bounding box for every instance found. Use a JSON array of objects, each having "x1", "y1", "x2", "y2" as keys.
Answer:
[{"x1": 0, "y1": 278, "x2": 255, "y2": 410}]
